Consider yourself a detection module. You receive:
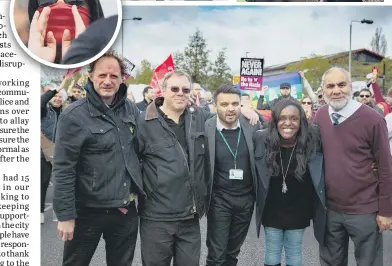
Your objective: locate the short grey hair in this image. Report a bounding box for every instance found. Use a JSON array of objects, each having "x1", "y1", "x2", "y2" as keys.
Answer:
[
  {"x1": 51, "y1": 89, "x2": 68, "y2": 105},
  {"x1": 321, "y1": 67, "x2": 351, "y2": 88},
  {"x1": 161, "y1": 70, "x2": 192, "y2": 91}
]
